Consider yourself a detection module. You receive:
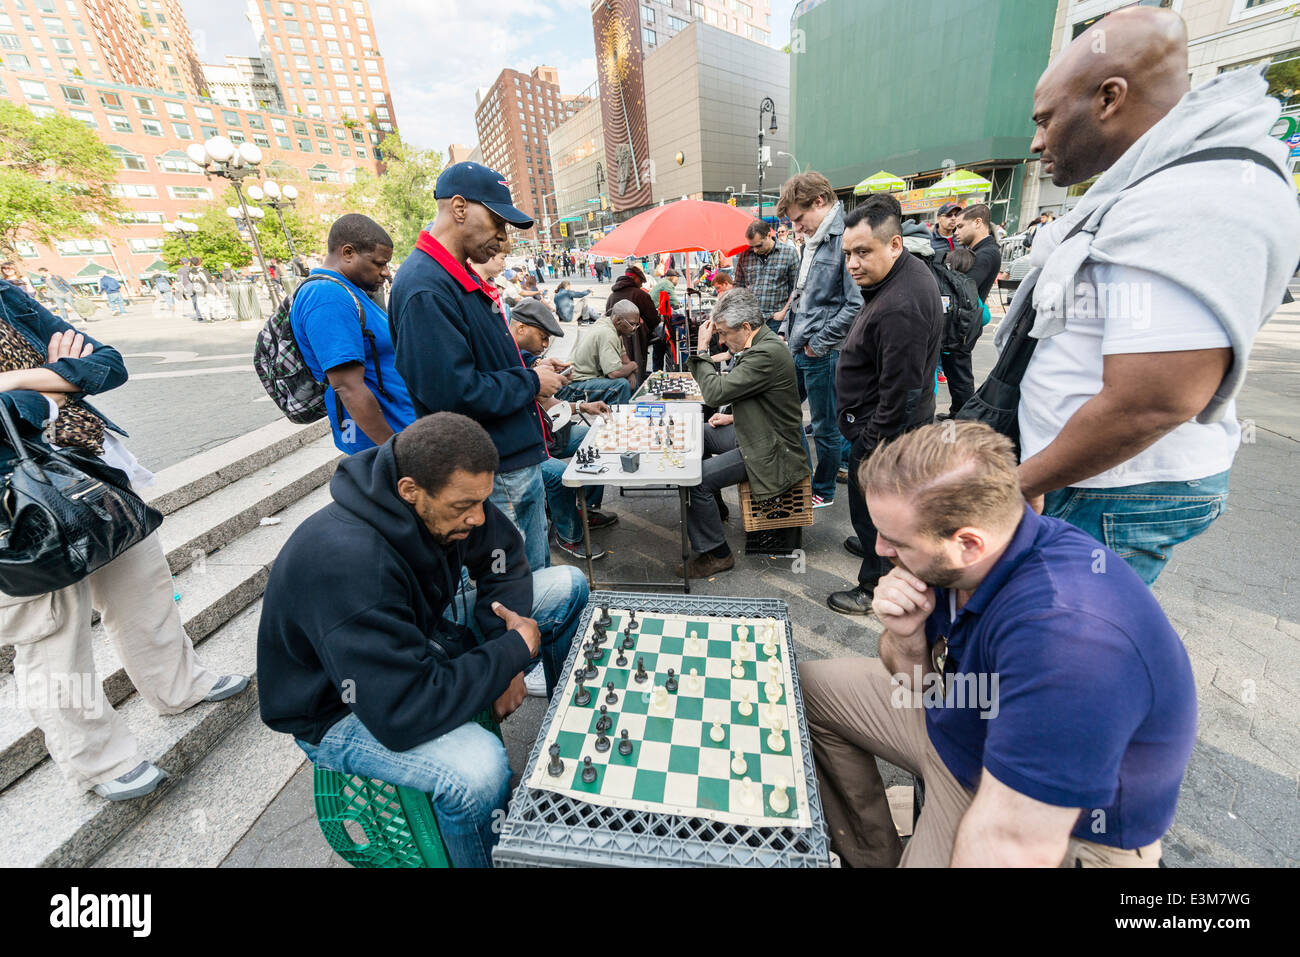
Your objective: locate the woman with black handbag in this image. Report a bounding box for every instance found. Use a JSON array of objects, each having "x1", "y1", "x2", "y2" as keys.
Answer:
[{"x1": 0, "y1": 281, "x2": 247, "y2": 802}]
